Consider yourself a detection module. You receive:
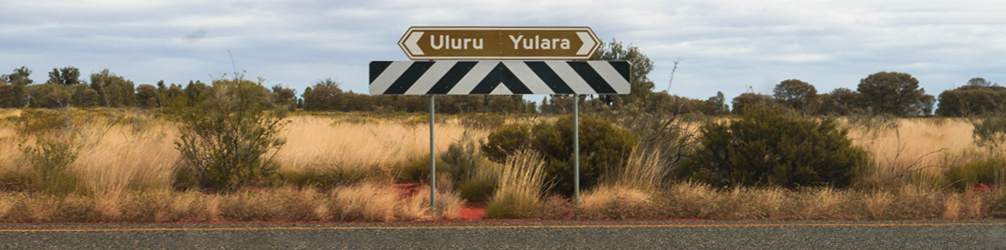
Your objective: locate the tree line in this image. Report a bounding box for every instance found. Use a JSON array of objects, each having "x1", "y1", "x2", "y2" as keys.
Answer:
[{"x1": 2, "y1": 41, "x2": 1003, "y2": 117}]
